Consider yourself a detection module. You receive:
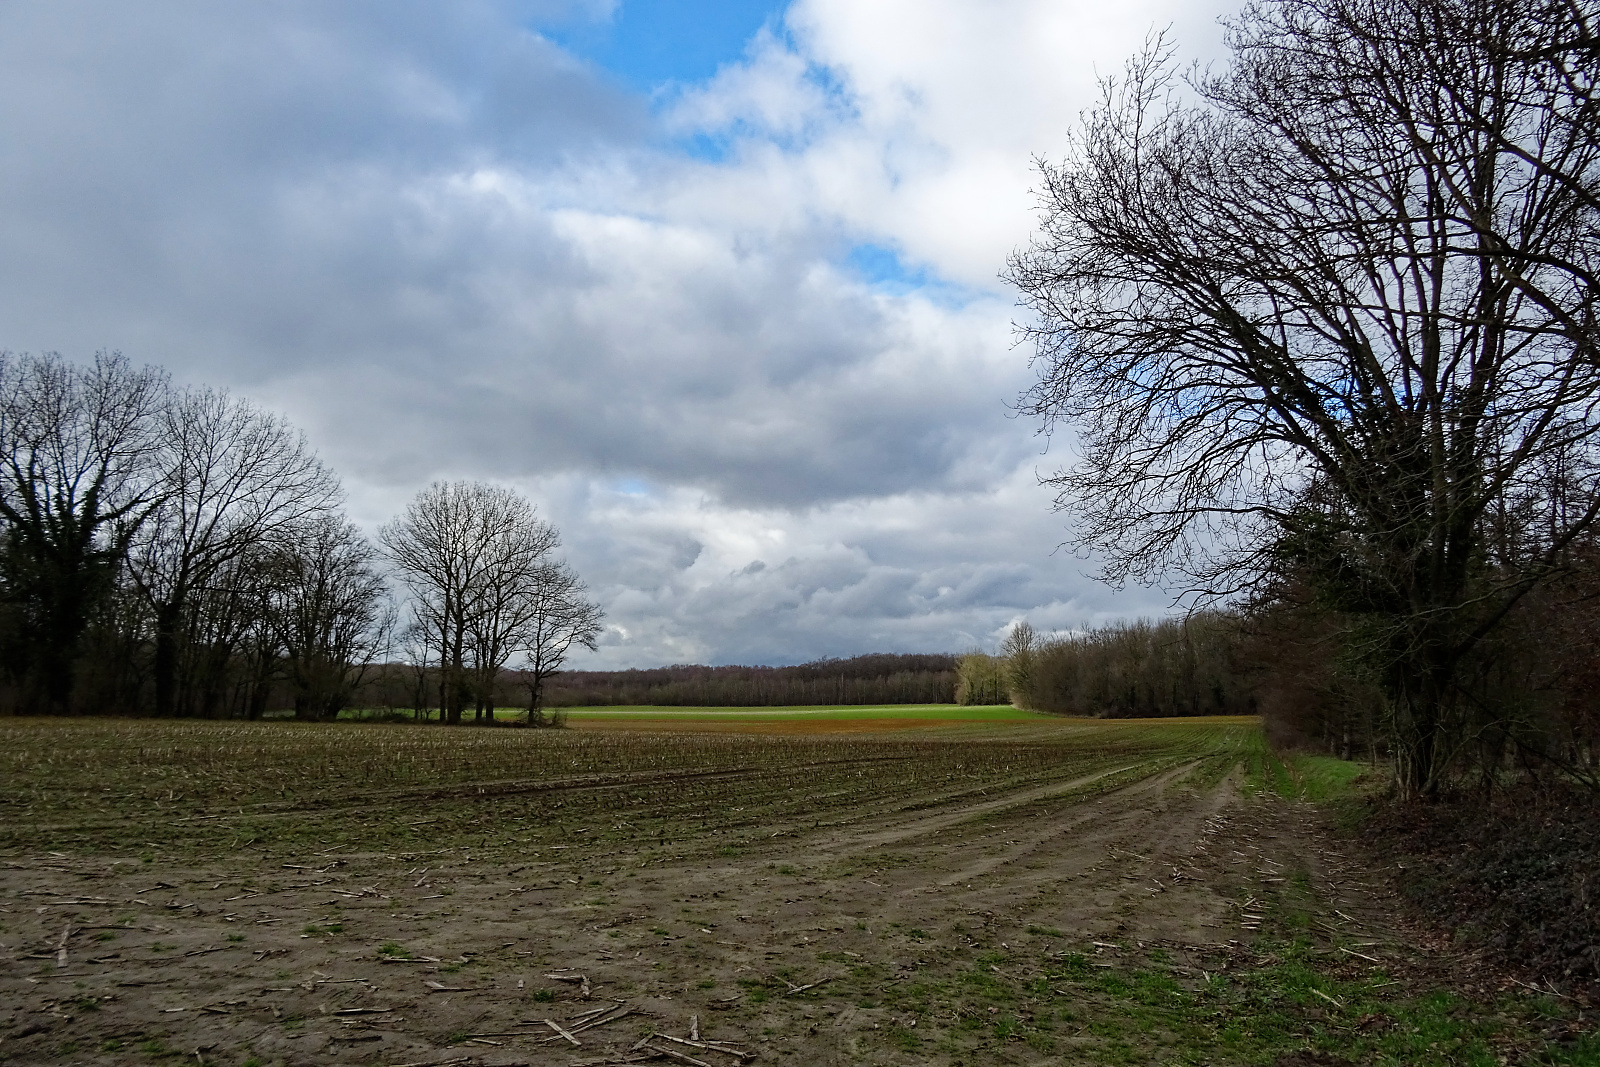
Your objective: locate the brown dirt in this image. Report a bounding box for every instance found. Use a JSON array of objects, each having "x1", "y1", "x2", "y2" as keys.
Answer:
[{"x1": 0, "y1": 726, "x2": 1433, "y2": 1067}]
